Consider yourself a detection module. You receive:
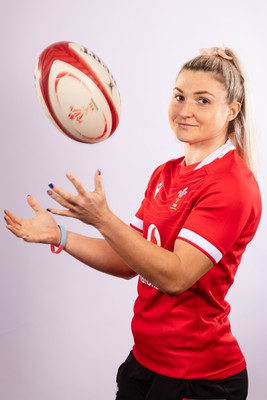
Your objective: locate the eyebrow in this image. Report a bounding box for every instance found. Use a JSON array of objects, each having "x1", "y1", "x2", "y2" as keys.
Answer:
[{"x1": 174, "y1": 87, "x2": 215, "y2": 97}]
